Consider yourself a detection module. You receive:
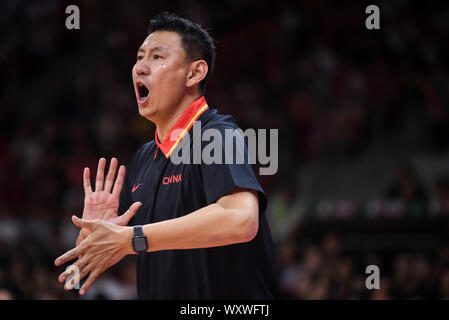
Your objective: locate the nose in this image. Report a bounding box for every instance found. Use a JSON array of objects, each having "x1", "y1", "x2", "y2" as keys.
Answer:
[{"x1": 136, "y1": 61, "x2": 150, "y2": 76}]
